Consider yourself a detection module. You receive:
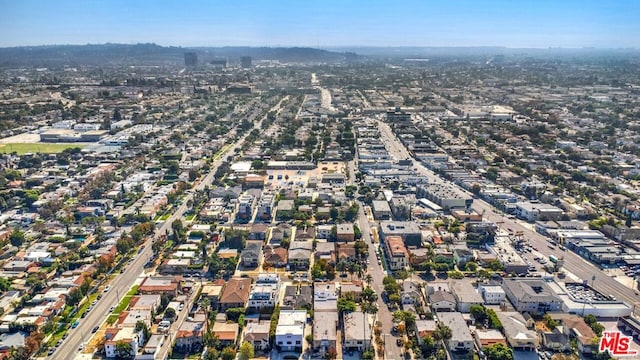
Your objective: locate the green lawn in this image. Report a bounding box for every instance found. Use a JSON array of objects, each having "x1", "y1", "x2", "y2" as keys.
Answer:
[
  {"x1": 0, "y1": 143, "x2": 86, "y2": 154},
  {"x1": 160, "y1": 214, "x2": 171, "y2": 221},
  {"x1": 185, "y1": 214, "x2": 196, "y2": 221},
  {"x1": 112, "y1": 284, "x2": 140, "y2": 314},
  {"x1": 213, "y1": 143, "x2": 233, "y2": 160}
]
